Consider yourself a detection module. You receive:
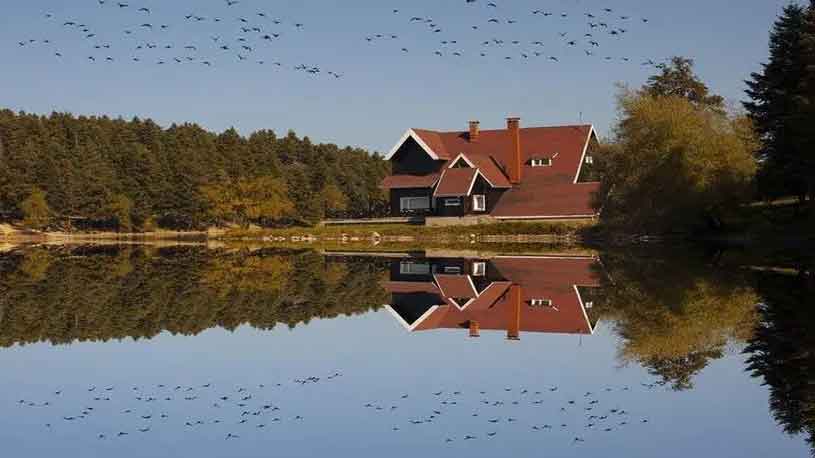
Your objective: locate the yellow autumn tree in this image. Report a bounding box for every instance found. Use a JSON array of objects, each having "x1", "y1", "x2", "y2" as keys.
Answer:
[
  {"x1": 597, "y1": 251, "x2": 759, "y2": 390},
  {"x1": 201, "y1": 176, "x2": 294, "y2": 227},
  {"x1": 20, "y1": 187, "x2": 51, "y2": 230},
  {"x1": 598, "y1": 89, "x2": 759, "y2": 231},
  {"x1": 201, "y1": 252, "x2": 293, "y2": 298},
  {"x1": 322, "y1": 183, "x2": 349, "y2": 217}
]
